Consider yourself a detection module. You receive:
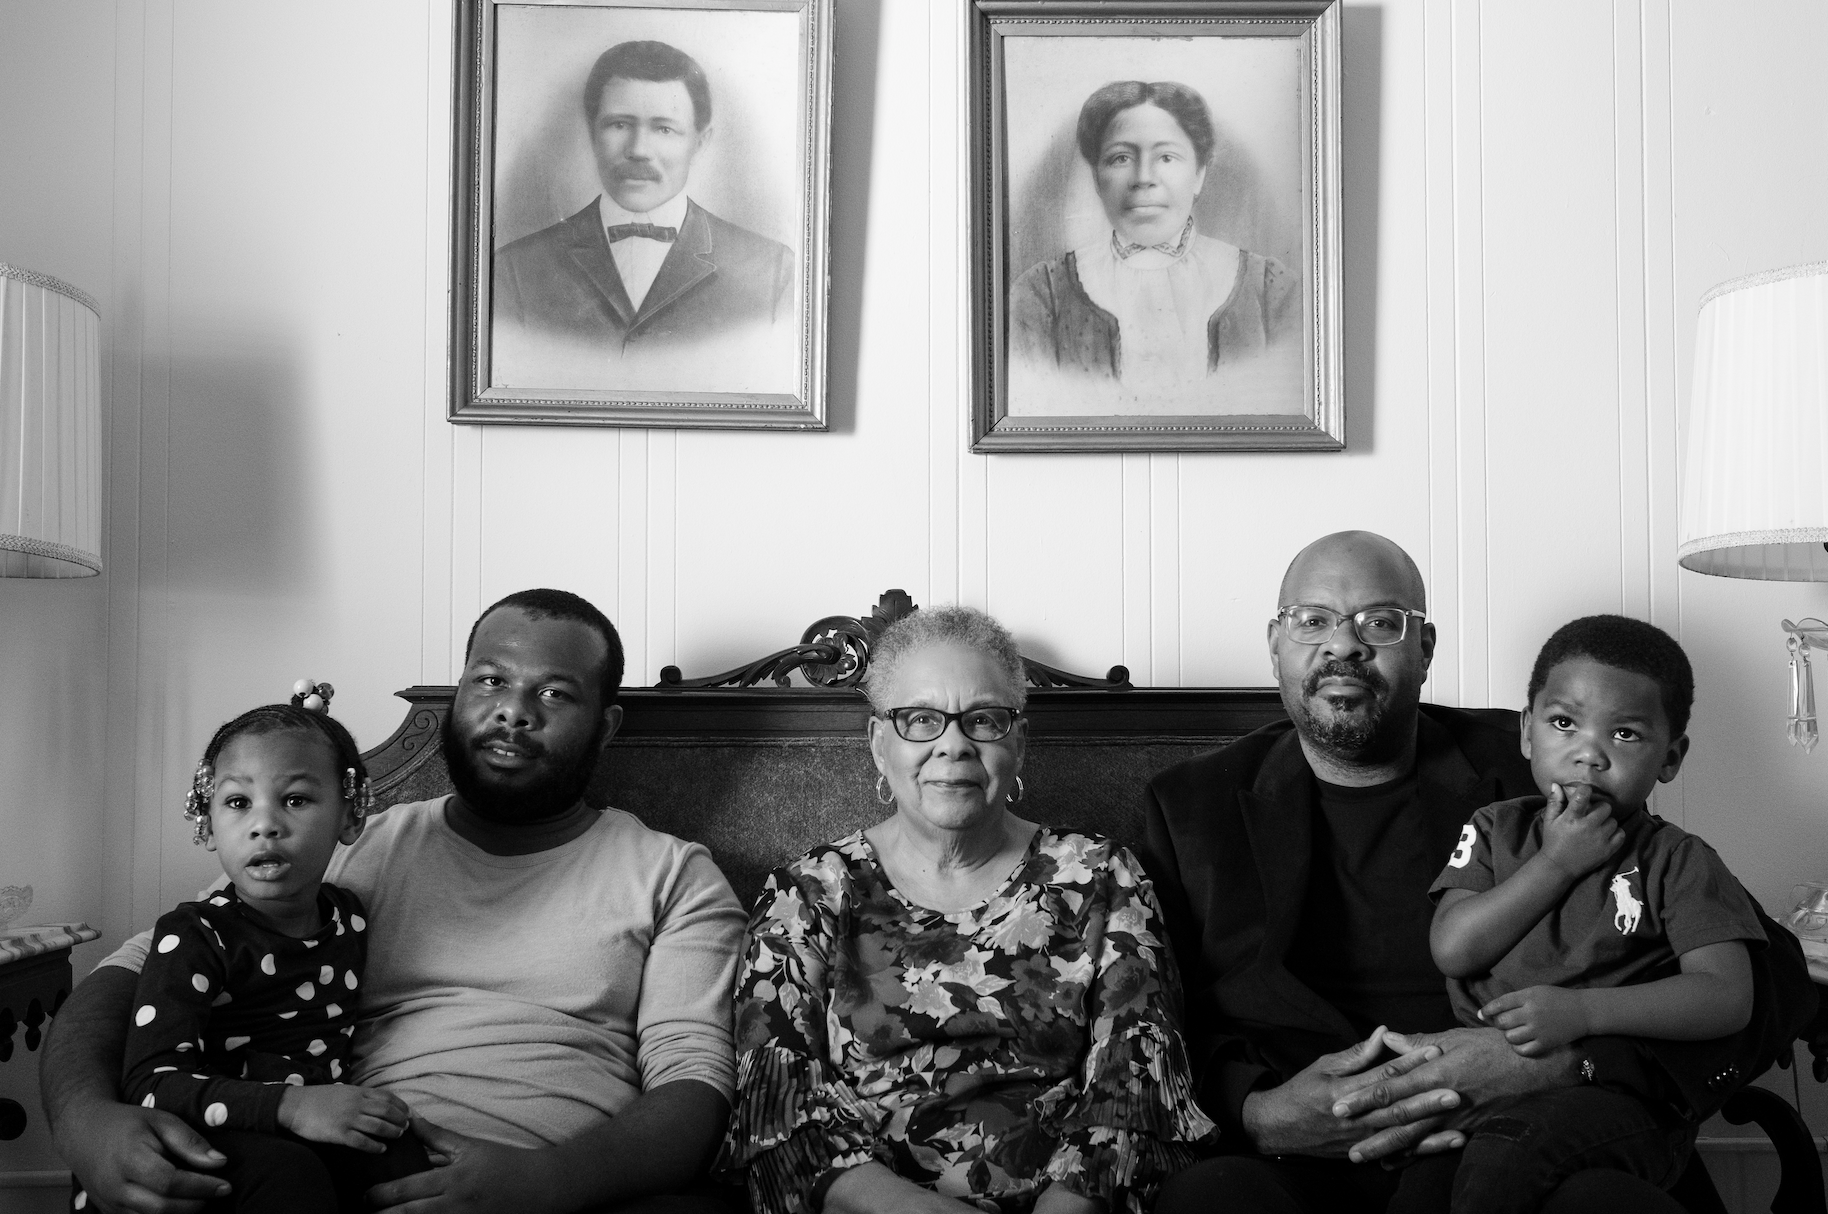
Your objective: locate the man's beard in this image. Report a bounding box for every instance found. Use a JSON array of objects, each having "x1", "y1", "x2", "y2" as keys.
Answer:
[
  {"x1": 440, "y1": 712, "x2": 606, "y2": 825},
  {"x1": 1288, "y1": 658, "x2": 1406, "y2": 762}
]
